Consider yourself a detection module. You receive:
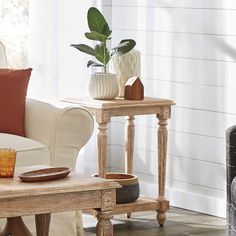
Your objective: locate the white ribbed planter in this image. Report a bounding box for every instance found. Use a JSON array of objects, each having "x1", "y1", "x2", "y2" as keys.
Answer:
[
  {"x1": 89, "y1": 73, "x2": 119, "y2": 100},
  {"x1": 111, "y1": 49, "x2": 141, "y2": 97}
]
